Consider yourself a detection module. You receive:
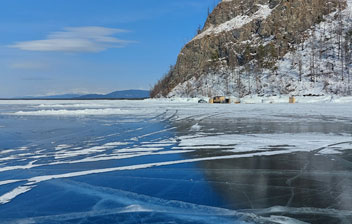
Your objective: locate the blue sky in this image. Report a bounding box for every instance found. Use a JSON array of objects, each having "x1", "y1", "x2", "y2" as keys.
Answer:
[{"x1": 0, "y1": 0, "x2": 220, "y2": 97}]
